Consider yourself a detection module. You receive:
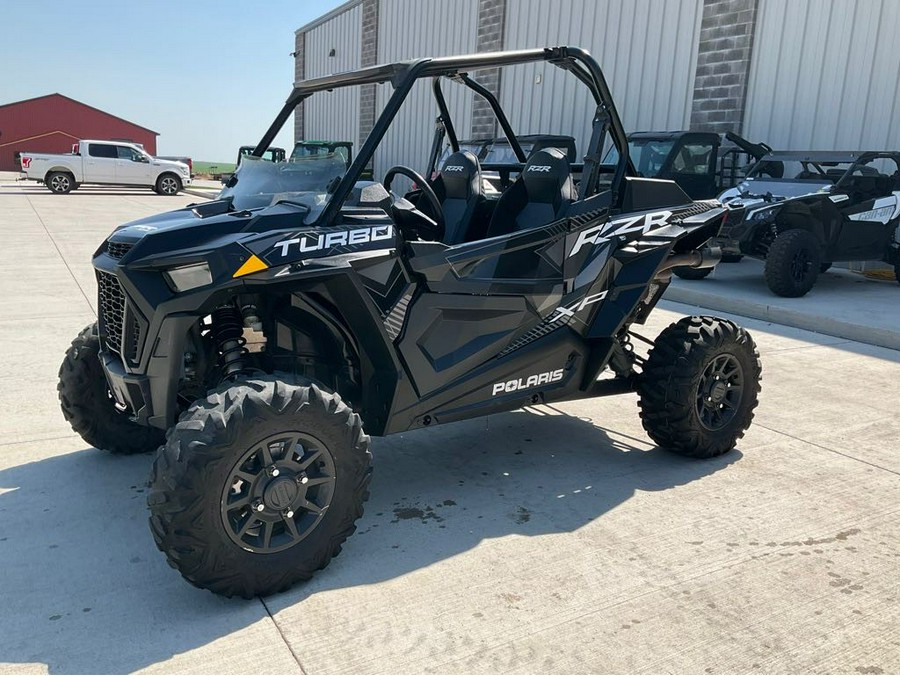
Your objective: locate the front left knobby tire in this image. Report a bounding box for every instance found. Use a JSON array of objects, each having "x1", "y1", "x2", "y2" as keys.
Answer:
[
  {"x1": 58, "y1": 323, "x2": 166, "y2": 454},
  {"x1": 638, "y1": 316, "x2": 762, "y2": 458},
  {"x1": 148, "y1": 376, "x2": 372, "y2": 598}
]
